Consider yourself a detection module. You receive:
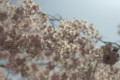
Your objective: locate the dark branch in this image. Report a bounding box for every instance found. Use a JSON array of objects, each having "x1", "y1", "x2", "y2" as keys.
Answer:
[
  {"x1": 97, "y1": 38, "x2": 120, "y2": 48},
  {"x1": 0, "y1": 64, "x2": 6, "y2": 68},
  {"x1": 91, "y1": 61, "x2": 98, "y2": 80}
]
